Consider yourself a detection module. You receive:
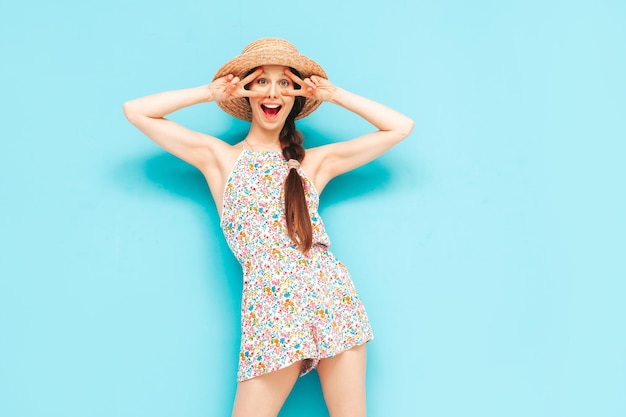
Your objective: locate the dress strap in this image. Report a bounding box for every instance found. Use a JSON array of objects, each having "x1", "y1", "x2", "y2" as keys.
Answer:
[{"x1": 242, "y1": 139, "x2": 253, "y2": 152}]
